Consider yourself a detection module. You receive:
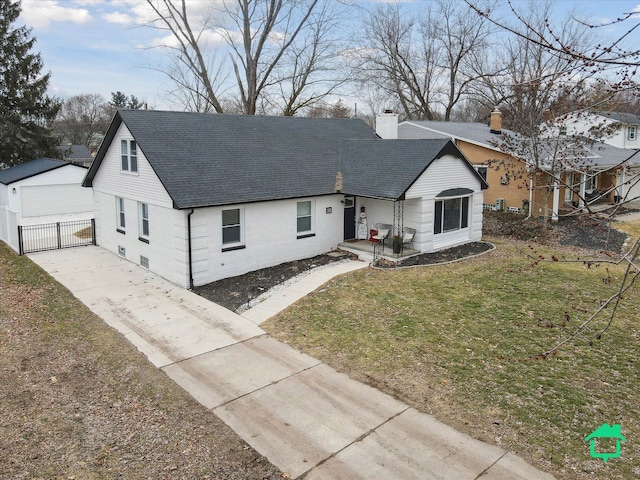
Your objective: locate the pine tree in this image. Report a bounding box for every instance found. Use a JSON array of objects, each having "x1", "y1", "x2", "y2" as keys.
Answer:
[{"x1": 0, "y1": 0, "x2": 60, "y2": 168}]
